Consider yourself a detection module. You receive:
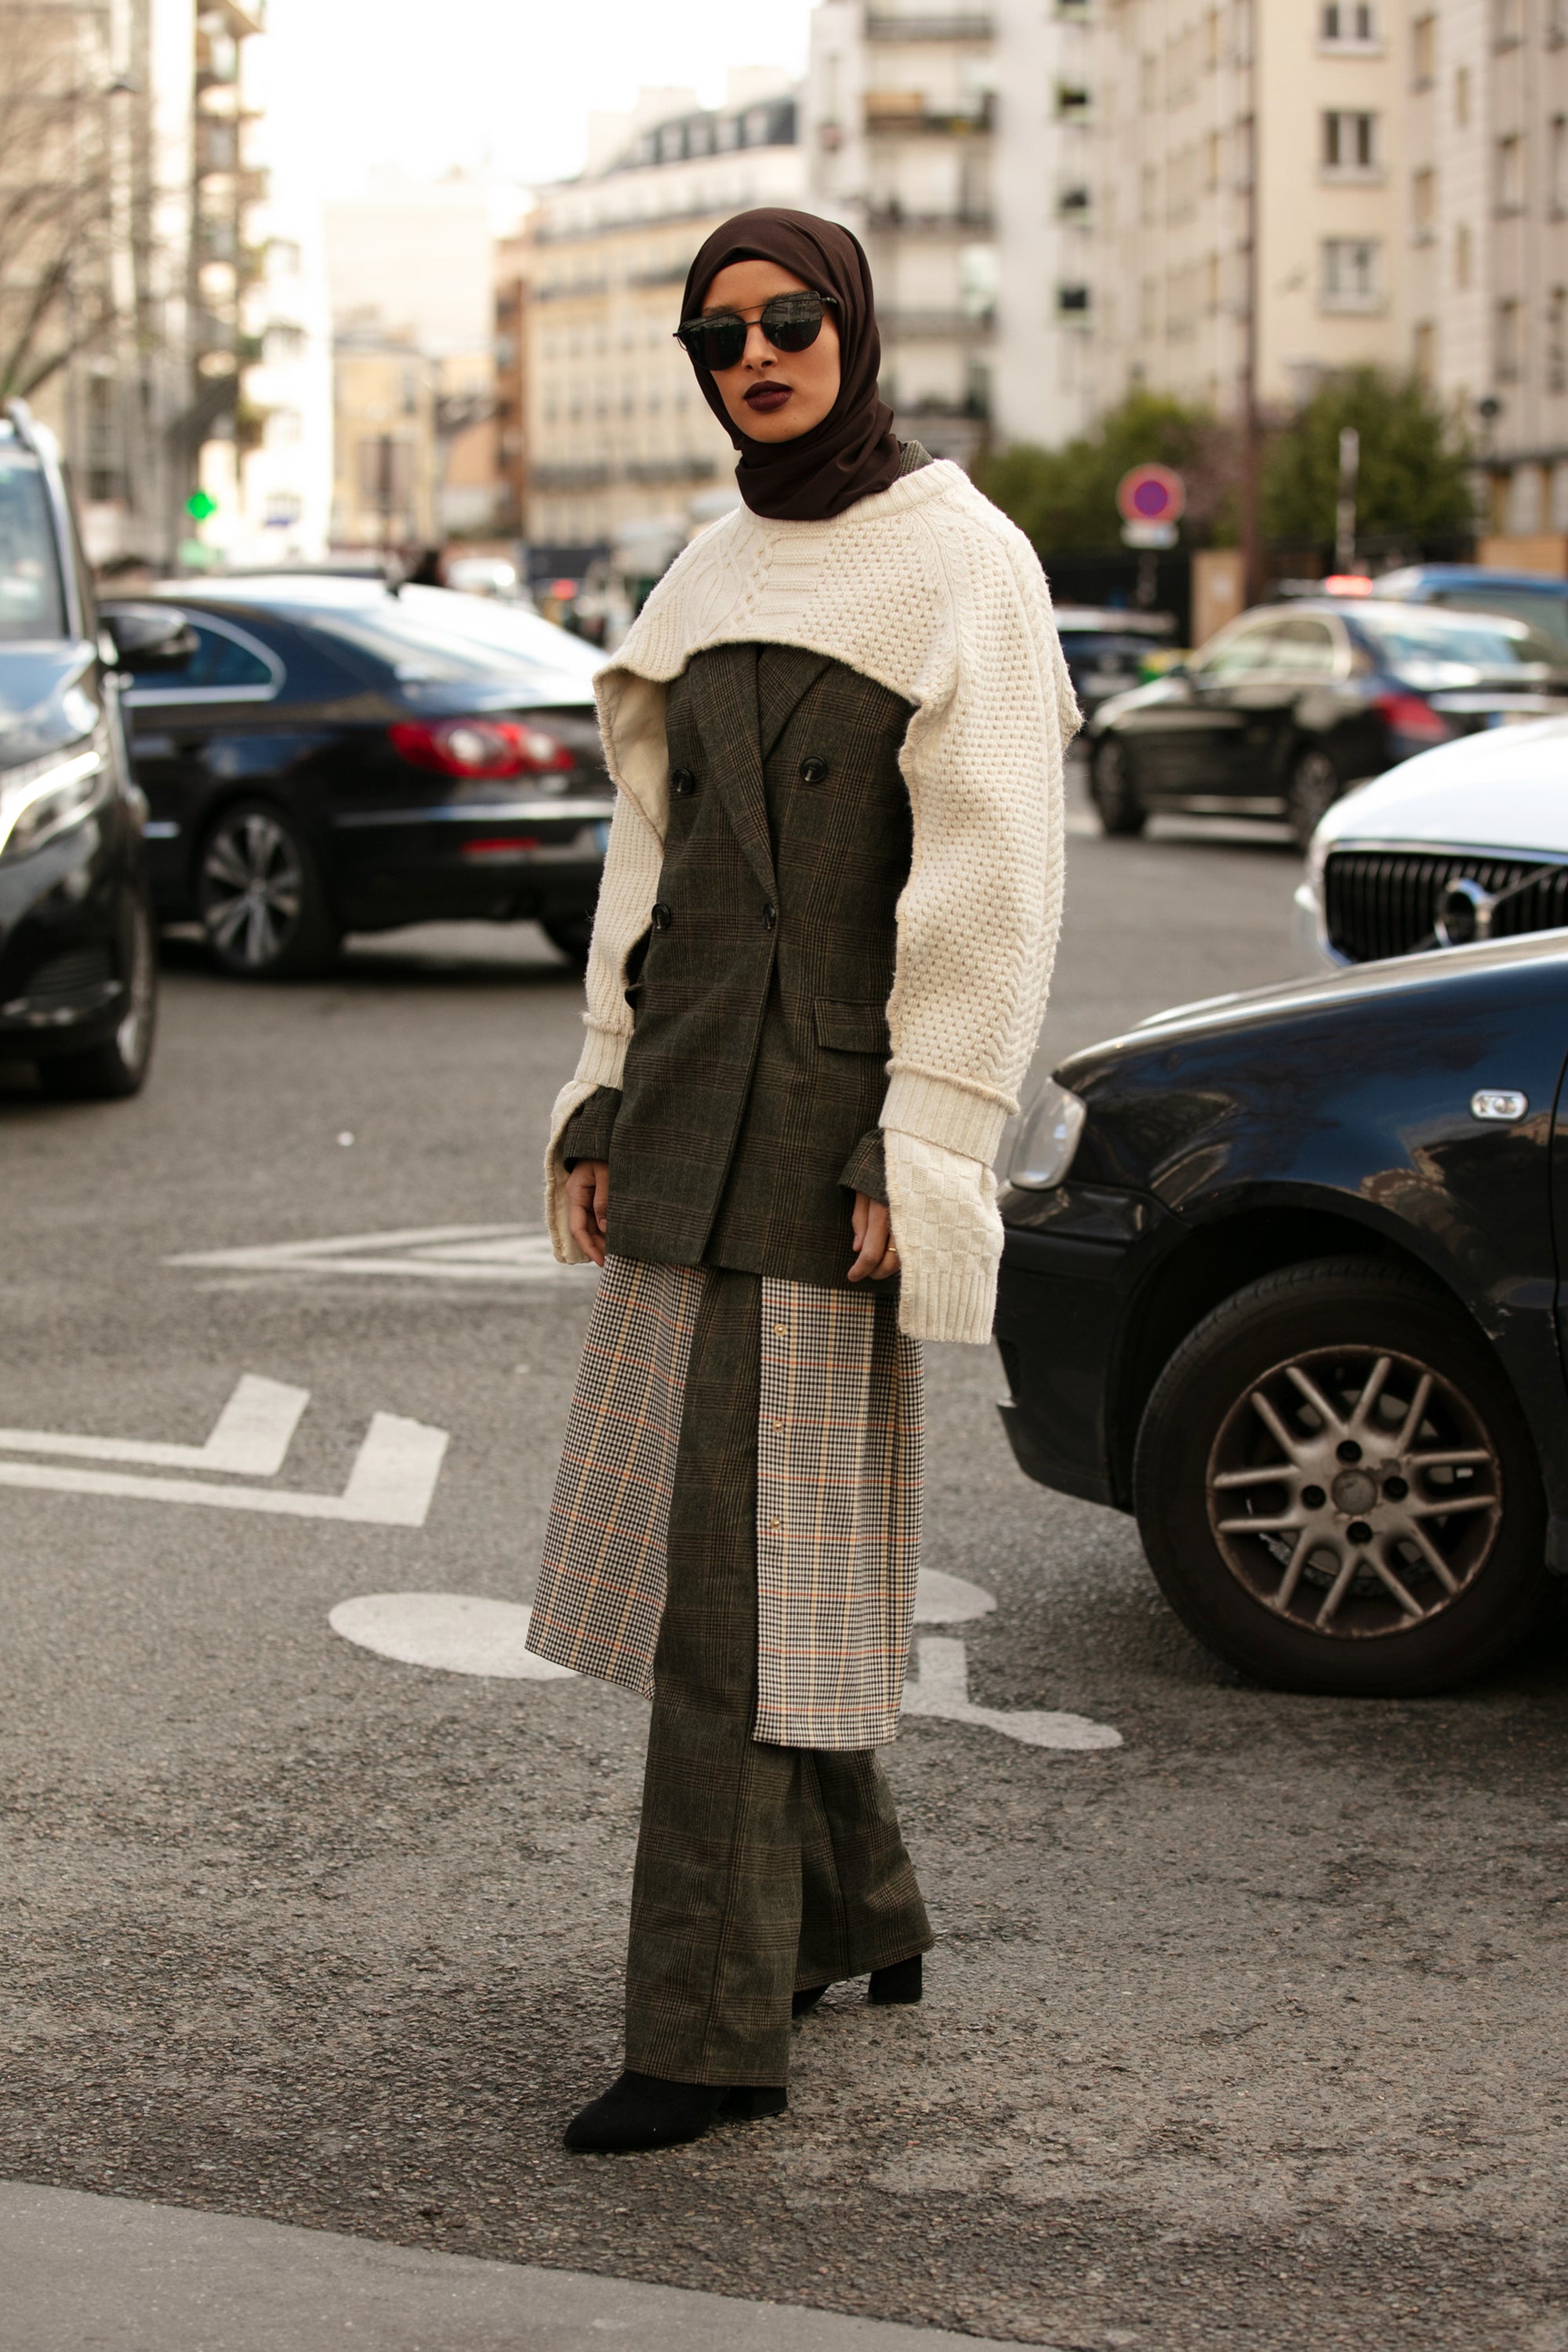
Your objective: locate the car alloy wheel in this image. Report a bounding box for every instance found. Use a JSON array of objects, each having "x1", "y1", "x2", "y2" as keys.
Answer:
[
  {"x1": 1207, "y1": 1343, "x2": 1501, "y2": 1638},
  {"x1": 1286, "y1": 748, "x2": 1341, "y2": 851},
  {"x1": 197, "y1": 802, "x2": 339, "y2": 979},
  {"x1": 1090, "y1": 738, "x2": 1147, "y2": 837},
  {"x1": 1131, "y1": 1258, "x2": 1549, "y2": 1694}
]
